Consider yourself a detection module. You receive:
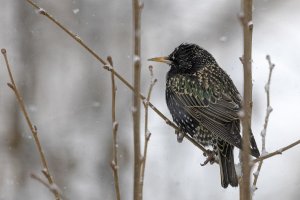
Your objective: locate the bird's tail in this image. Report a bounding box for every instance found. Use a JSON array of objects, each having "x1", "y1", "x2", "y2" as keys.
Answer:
[{"x1": 218, "y1": 145, "x2": 238, "y2": 188}]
